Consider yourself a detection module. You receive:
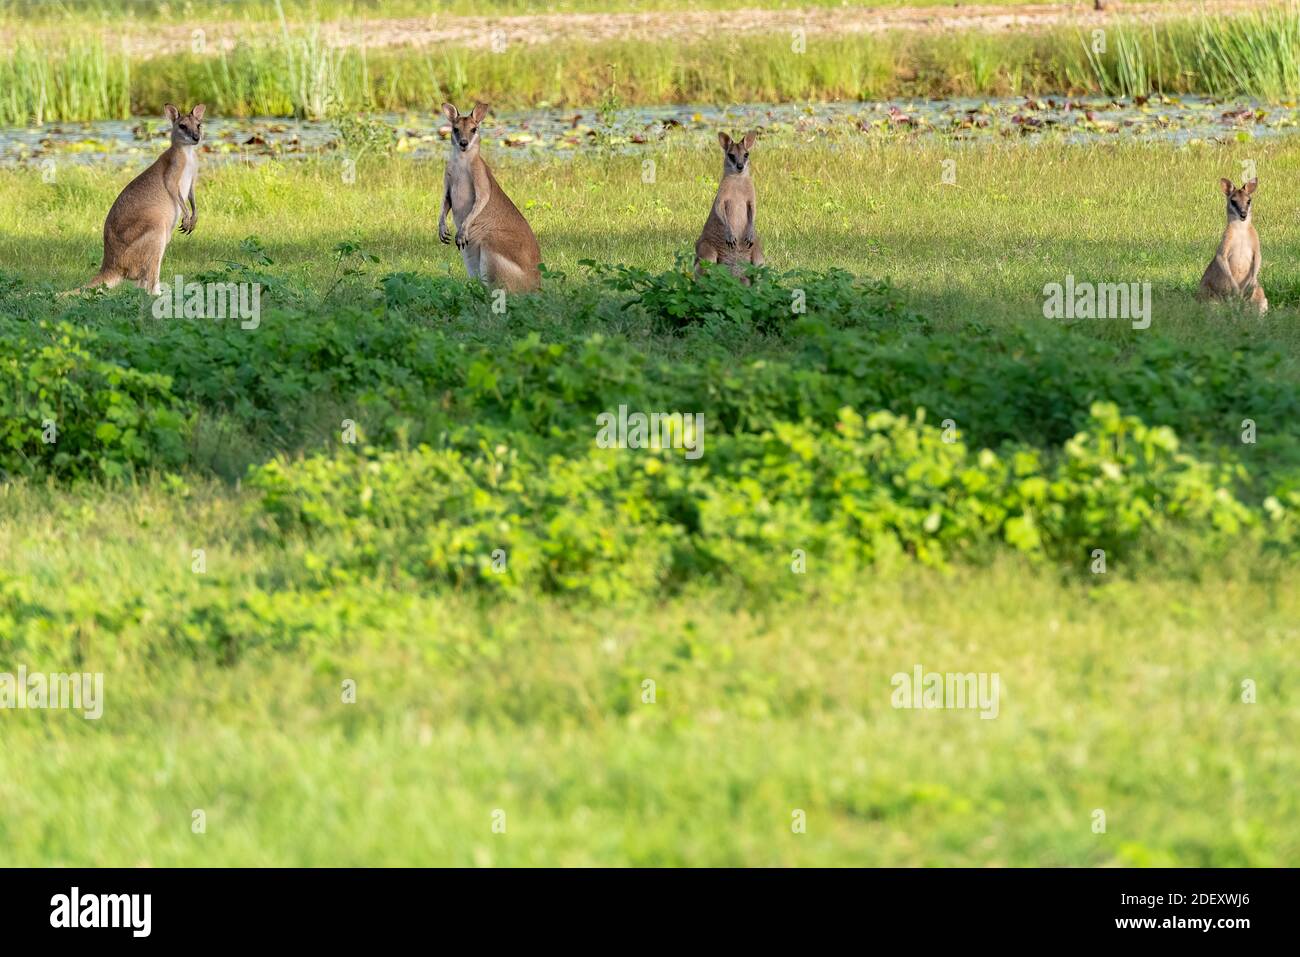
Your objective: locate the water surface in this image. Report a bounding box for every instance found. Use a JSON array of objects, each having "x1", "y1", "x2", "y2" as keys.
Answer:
[{"x1": 1, "y1": 97, "x2": 1292, "y2": 168}]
